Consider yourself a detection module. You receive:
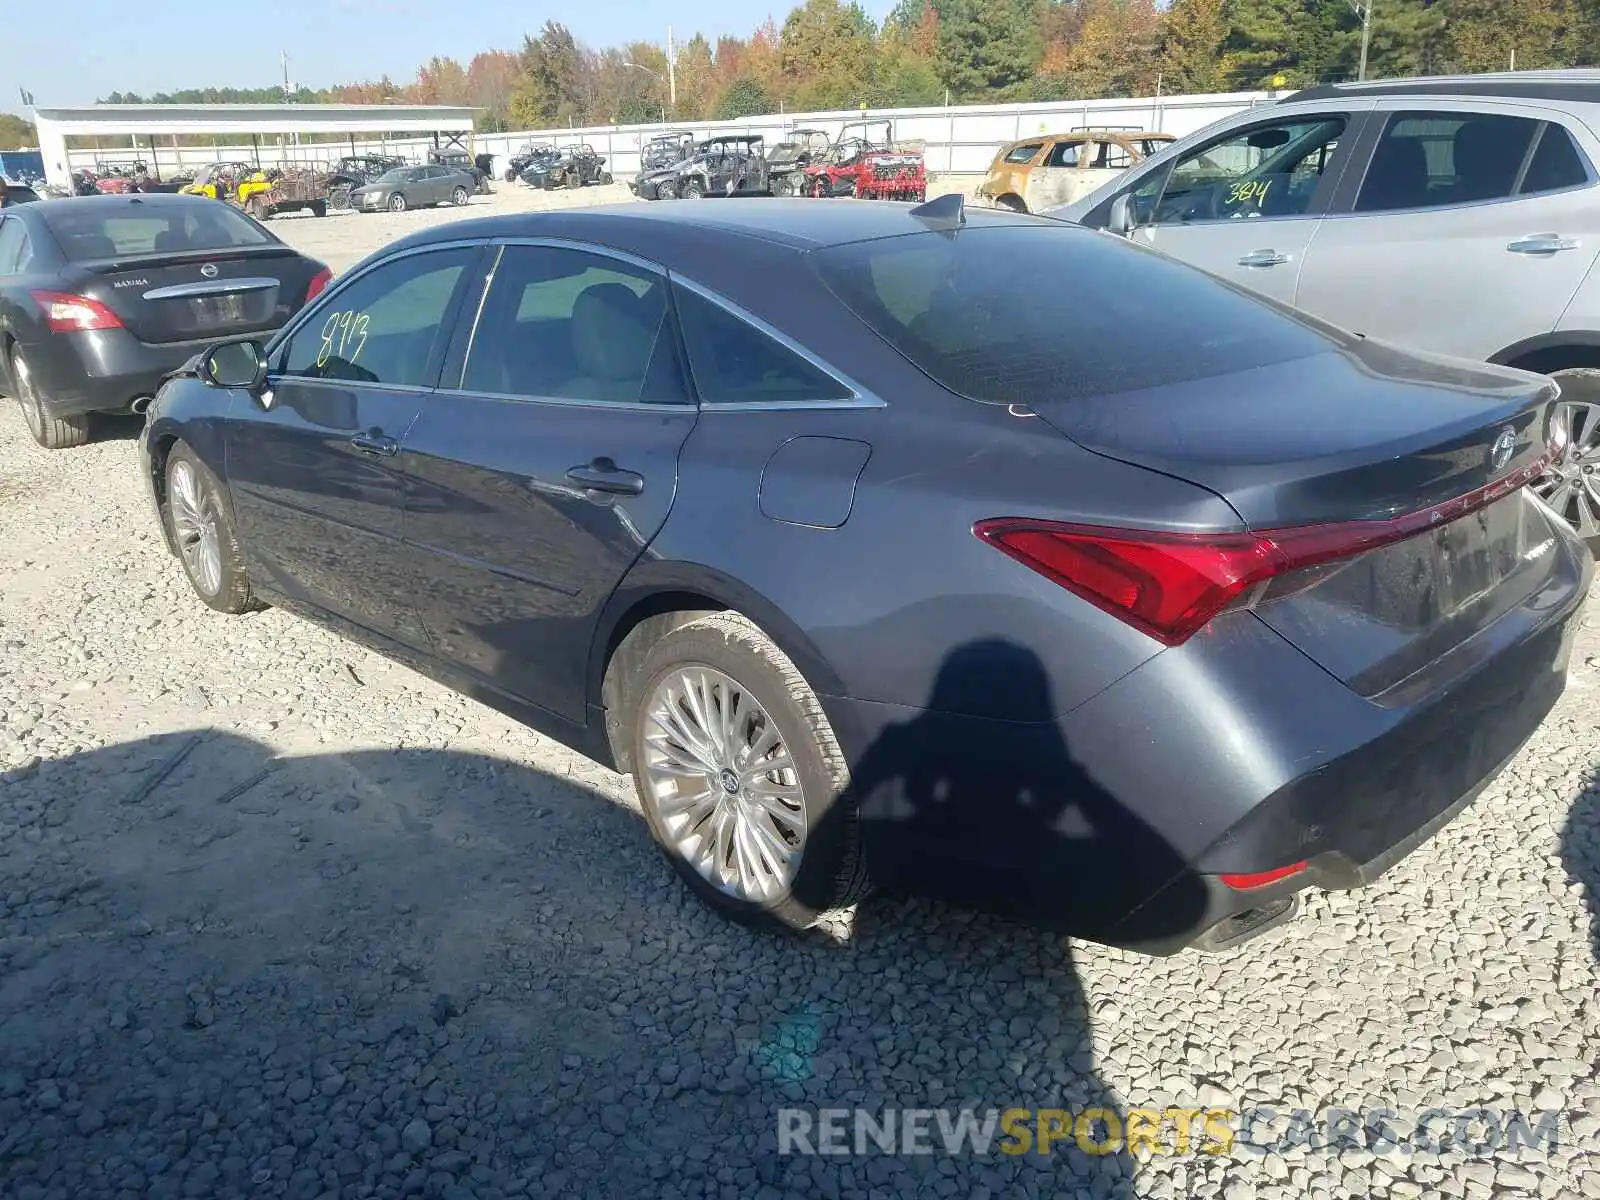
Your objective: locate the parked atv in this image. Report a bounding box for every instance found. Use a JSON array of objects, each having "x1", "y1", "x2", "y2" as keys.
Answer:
[
  {"x1": 672, "y1": 135, "x2": 769, "y2": 199},
  {"x1": 536, "y1": 145, "x2": 610, "y2": 191},
  {"x1": 630, "y1": 132, "x2": 697, "y2": 199},
  {"x1": 180, "y1": 161, "x2": 258, "y2": 202},
  {"x1": 766, "y1": 129, "x2": 831, "y2": 197},
  {"x1": 505, "y1": 141, "x2": 558, "y2": 182}
]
